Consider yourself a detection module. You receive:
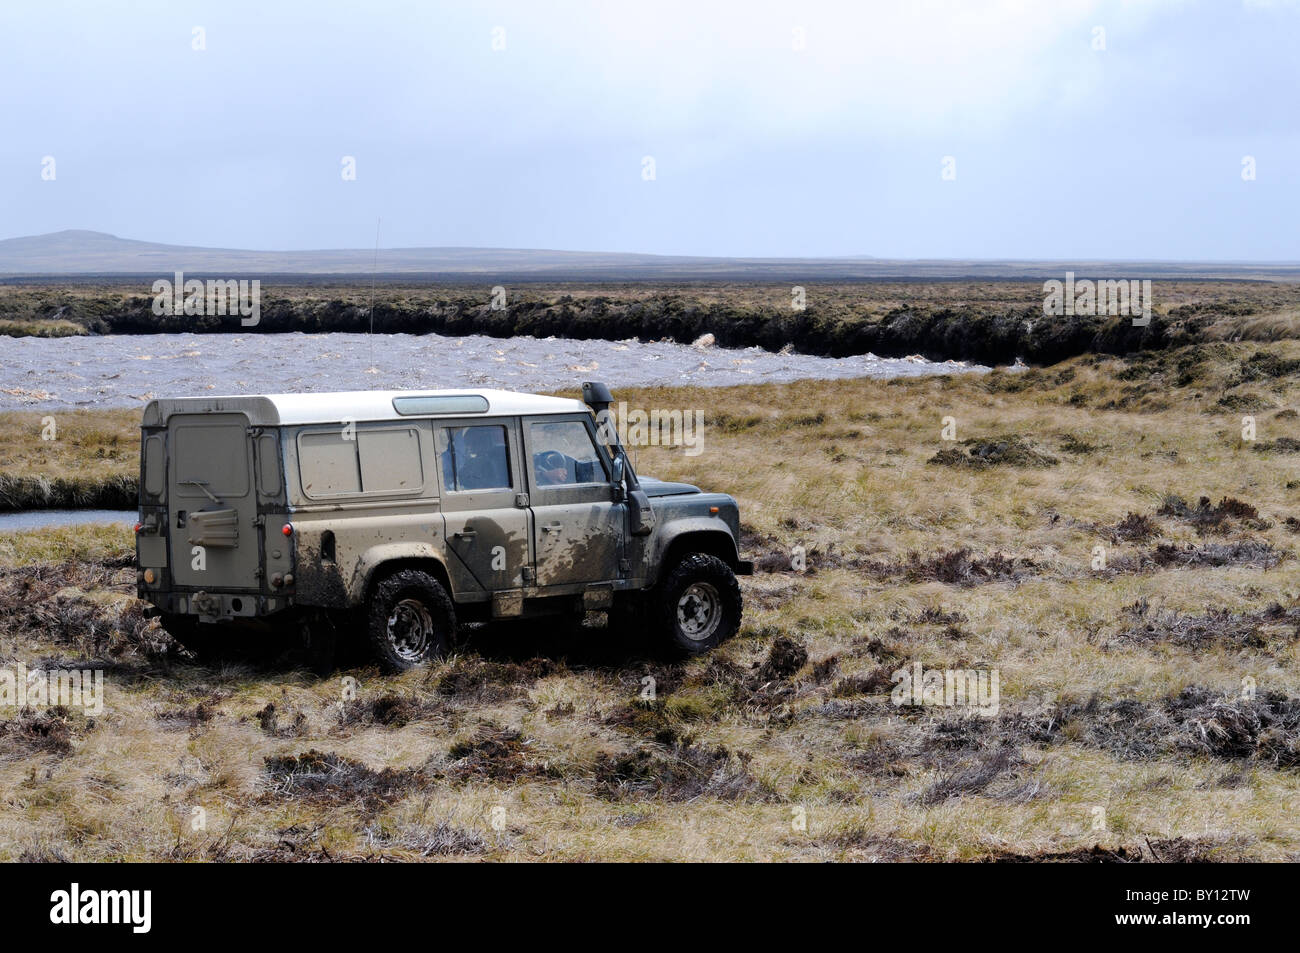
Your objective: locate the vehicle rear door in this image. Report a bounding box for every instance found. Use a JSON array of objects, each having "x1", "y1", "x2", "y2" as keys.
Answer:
[{"x1": 167, "y1": 413, "x2": 261, "y2": 591}]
